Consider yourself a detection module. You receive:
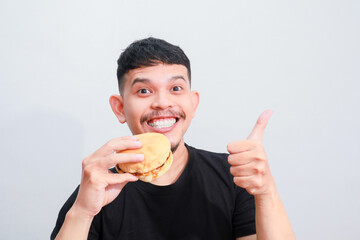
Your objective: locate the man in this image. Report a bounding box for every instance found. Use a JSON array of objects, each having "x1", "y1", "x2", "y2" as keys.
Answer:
[{"x1": 51, "y1": 37, "x2": 295, "y2": 239}]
